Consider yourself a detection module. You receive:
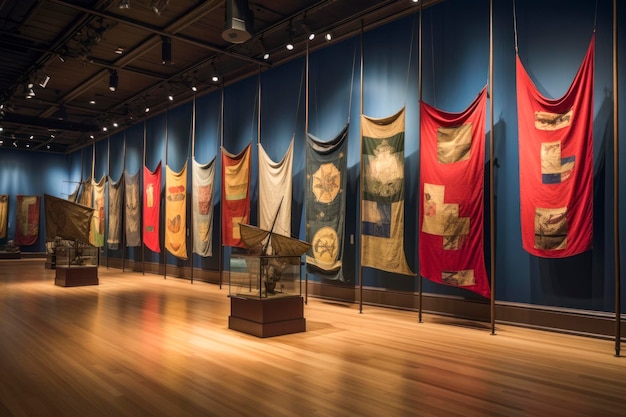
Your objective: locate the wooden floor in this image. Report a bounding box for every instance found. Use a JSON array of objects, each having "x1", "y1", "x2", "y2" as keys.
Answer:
[{"x1": 1, "y1": 260, "x2": 625, "y2": 417}]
